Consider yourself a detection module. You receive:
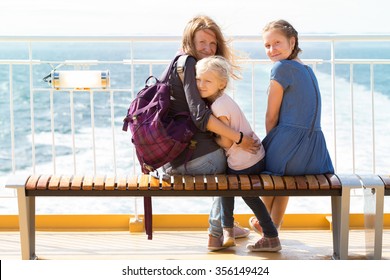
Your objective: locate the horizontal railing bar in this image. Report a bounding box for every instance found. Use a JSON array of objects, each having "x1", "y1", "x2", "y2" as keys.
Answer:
[
  {"x1": 3, "y1": 59, "x2": 390, "y2": 67},
  {"x1": 1, "y1": 34, "x2": 390, "y2": 43}
]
